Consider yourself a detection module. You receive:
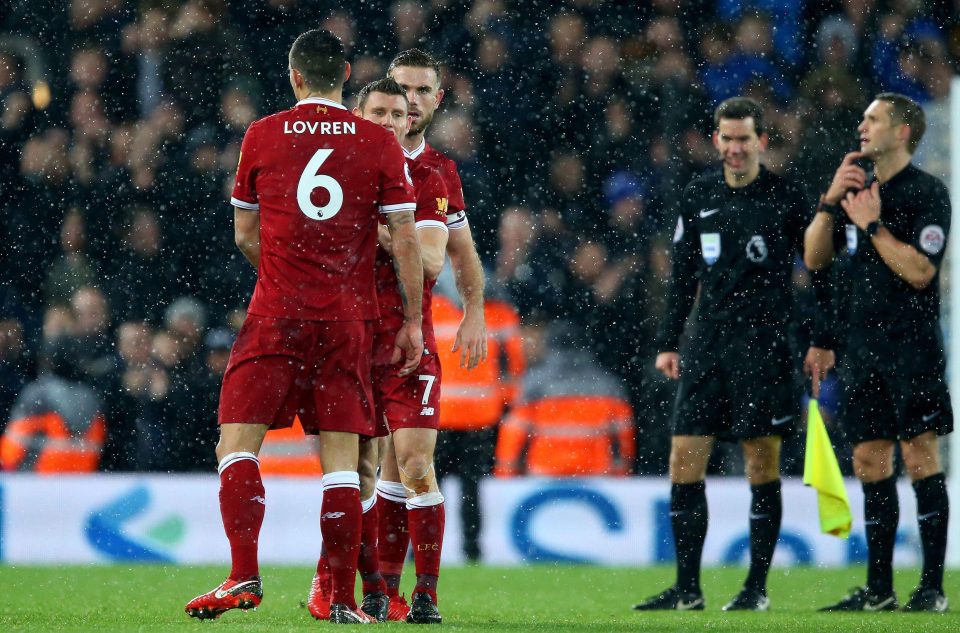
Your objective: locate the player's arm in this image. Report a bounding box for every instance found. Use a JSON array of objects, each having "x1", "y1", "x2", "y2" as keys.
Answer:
[
  {"x1": 386, "y1": 208, "x2": 425, "y2": 375},
  {"x1": 654, "y1": 193, "x2": 700, "y2": 380},
  {"x1": 234, "y1": 207, "x2": 260, "y2": 267},
  {"x1": 446, "y1": 223, "x2": 487, "y2": 369},
  {"x1": 805, "y1": 152, "x2": 867, "y2": 270},
  {"x1": 842, "y1": 181, "x2": 940, "y2": 289},
  {"x1": 418, "y1": 226, "x2": 448, "y2": 280}
]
